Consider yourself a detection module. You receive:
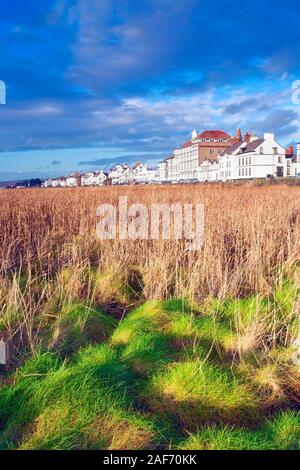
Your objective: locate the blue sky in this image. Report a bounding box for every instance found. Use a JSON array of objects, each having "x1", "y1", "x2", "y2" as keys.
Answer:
[{"x1": 0, "y1": 0, "x2": 300, "y2": 180}]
